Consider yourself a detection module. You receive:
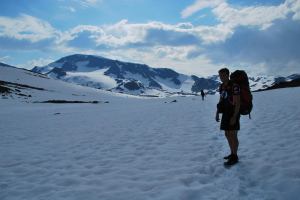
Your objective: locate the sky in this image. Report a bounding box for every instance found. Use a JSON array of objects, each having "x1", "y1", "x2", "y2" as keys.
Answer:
[{"x1": 0, "y1": 0, "x2": 299, "y2": 77}]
